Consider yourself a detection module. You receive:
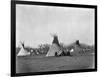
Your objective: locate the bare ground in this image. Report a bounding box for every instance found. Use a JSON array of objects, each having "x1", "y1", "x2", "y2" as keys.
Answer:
[{"x1": 16, "y1": 54, "x2": 94, "y2": 73}]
